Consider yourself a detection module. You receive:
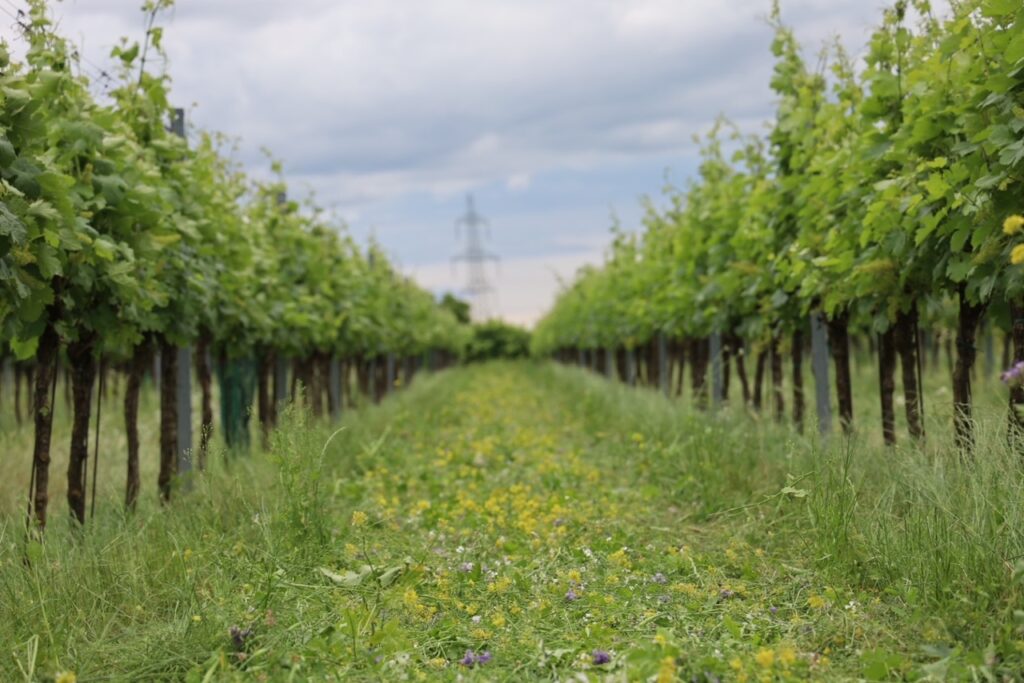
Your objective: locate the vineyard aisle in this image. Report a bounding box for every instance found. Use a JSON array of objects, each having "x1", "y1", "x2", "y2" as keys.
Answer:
[{"x1": 3, "y1": 362, "x2": 1019, "y2": 681}]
